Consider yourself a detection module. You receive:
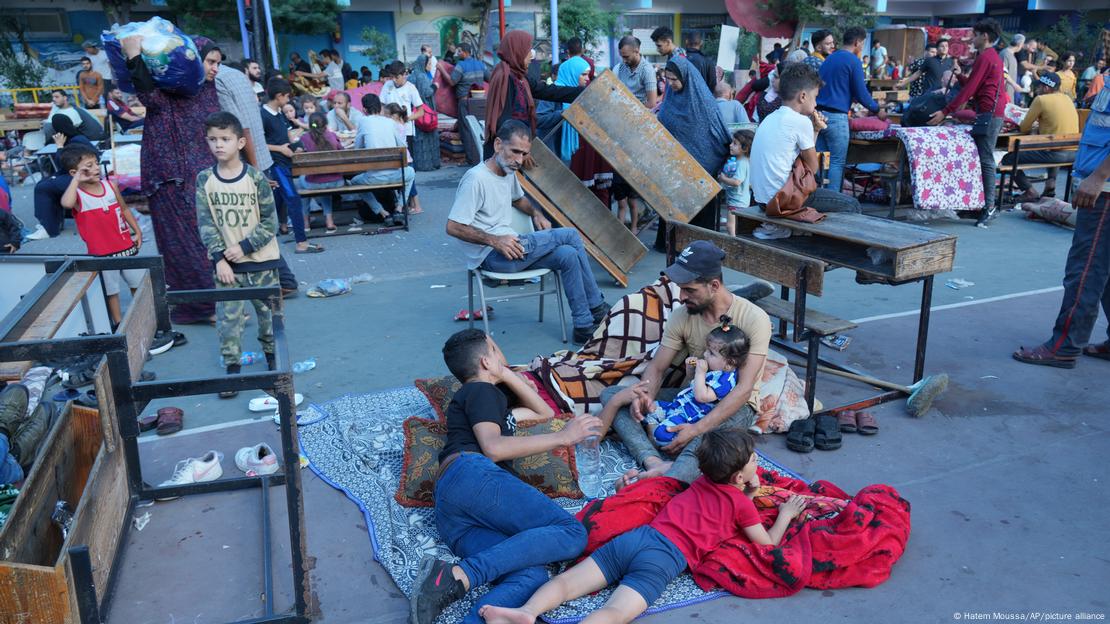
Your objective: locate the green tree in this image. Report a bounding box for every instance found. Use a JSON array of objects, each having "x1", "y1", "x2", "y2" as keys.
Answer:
[
  {"x1": 101, "y1": 0, "x2": 139, "y2": 25},
  {"x1": 1033, "y1": 13, "x2": 1104, "y2": 65},
  {"x1": 166, "y1": 0, "x2": 341, "y2": 41},
  {"x1": 0, "y1": 16, "x2": 47, "y2": 97},
  {"x1": 760, "y1": 0, "x2": 875, "y2": 46},
  {"x1": 360, "y1": 27, "x2": 397, "y2": 69},
  {"x1": 540, "y1": 0, "x2": 617, "y2": 51}
]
